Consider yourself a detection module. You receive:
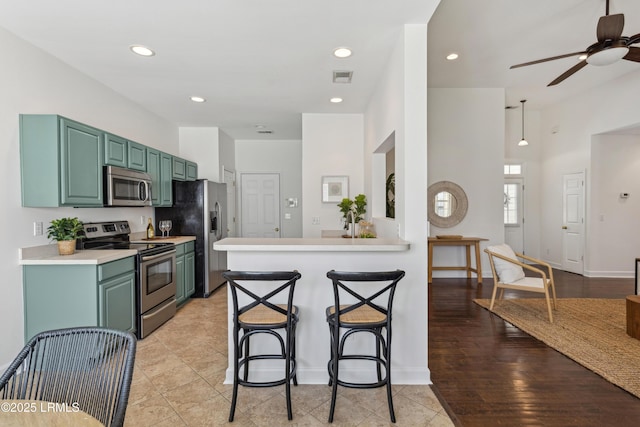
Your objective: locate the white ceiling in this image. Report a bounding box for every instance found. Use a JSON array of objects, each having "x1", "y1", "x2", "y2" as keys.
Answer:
[
  {"x1": 2, "y1": 0, "x2": 640, "y2": 139},
  {"x1": 429, "y1": 0, "x2": 640, "y2": 111}
]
